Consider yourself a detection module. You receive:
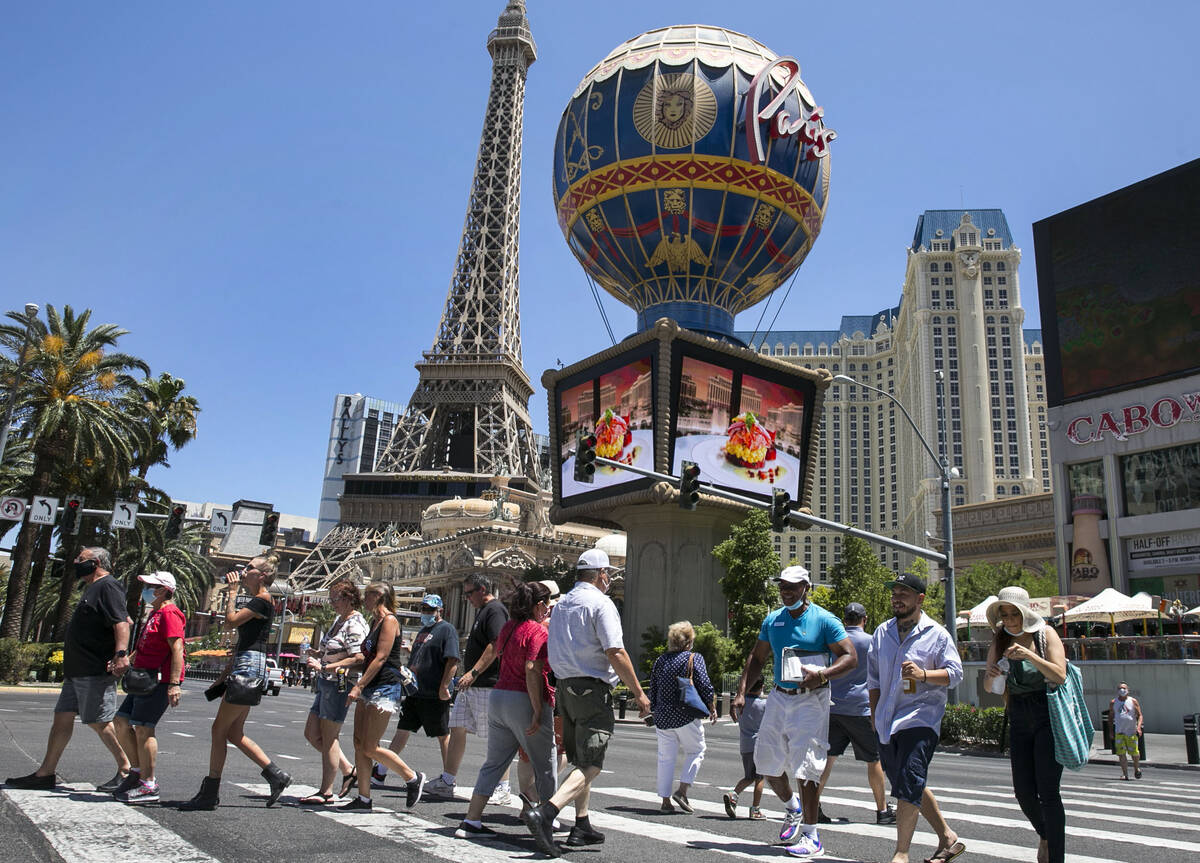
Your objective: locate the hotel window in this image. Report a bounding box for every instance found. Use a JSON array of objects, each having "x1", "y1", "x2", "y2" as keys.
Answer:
[
  {"x1": 931, "y1": 277, "x2": 940, "y2": 285},
  {"x1": 996, "y1": 261, "x2": 1007, "y2": 271},
  {"x1": 983, "y1": 261, "x2": 992, "y2": 272}
]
